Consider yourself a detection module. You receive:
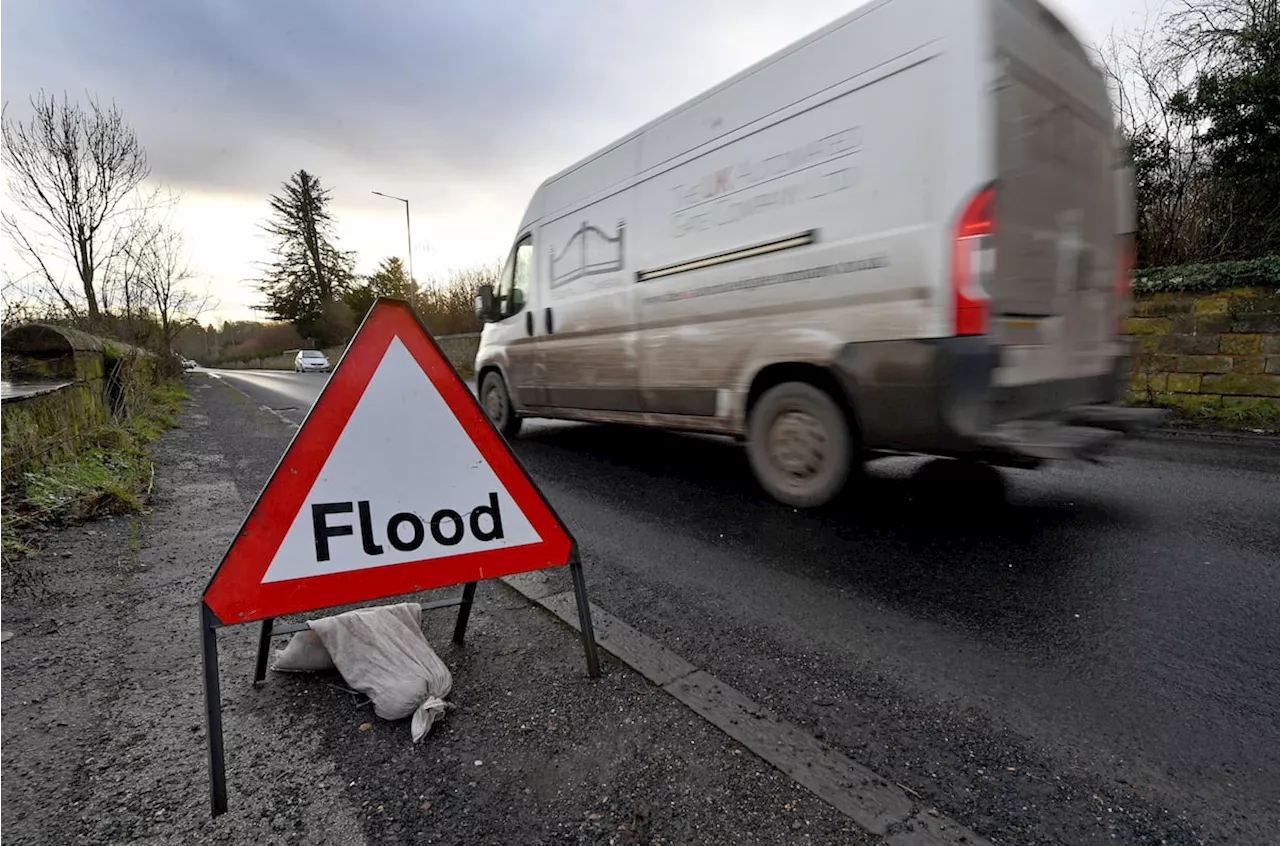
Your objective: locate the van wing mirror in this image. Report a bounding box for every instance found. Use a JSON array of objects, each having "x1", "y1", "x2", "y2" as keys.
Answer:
[{"x1": 475, "y1": 284, "x2": 495, "y2": 322}]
